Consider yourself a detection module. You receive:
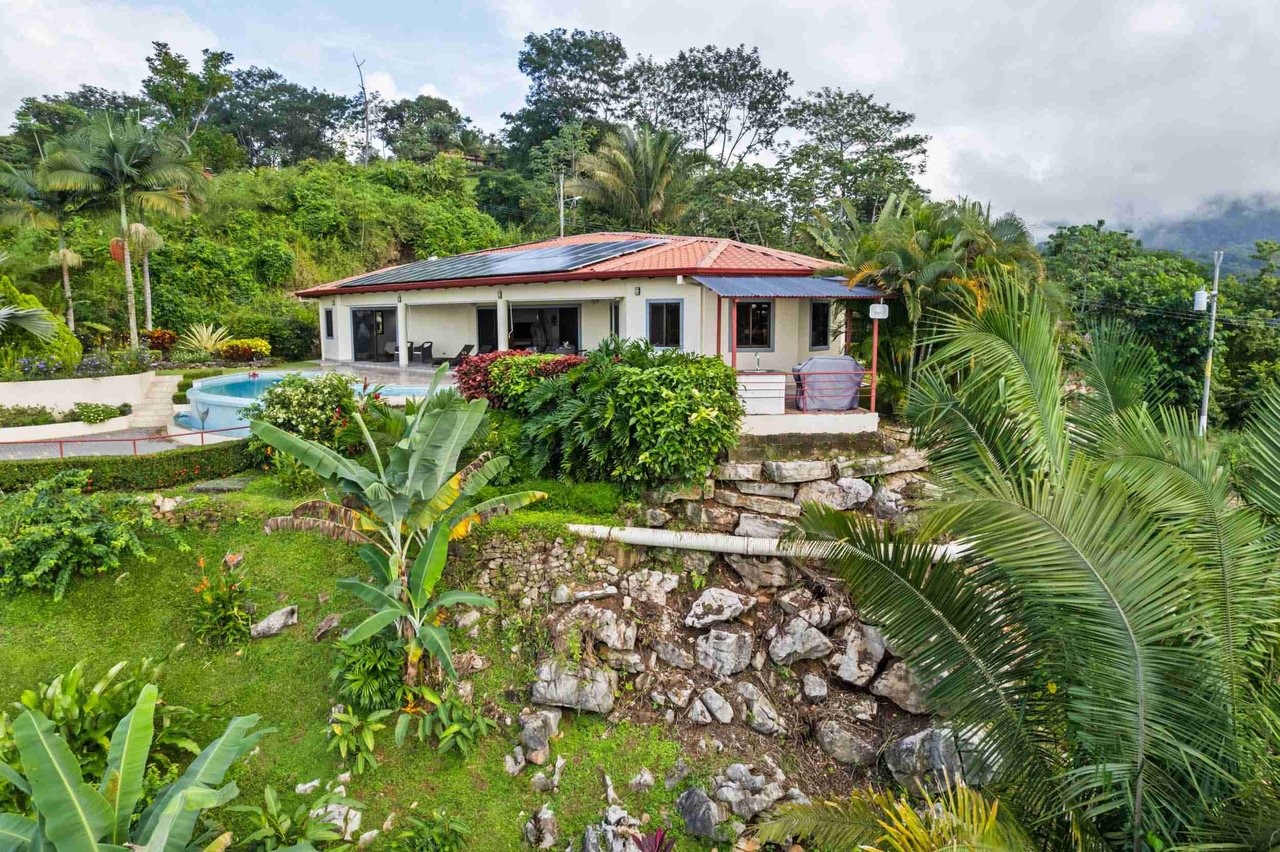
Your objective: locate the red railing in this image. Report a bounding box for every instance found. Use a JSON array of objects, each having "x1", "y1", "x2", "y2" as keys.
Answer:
[
  {"x1": 0, "y1": 425, "x2": 250, "y2": 458},
  {"x1": 735, "y1": 370, "x2": 875, "y2": 413}
]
